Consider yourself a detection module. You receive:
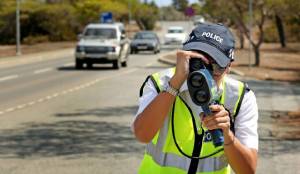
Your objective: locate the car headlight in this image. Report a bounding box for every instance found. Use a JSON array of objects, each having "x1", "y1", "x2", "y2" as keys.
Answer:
[{"x1": 76, "y1": 46, "x2": 84, "y2": 52}]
